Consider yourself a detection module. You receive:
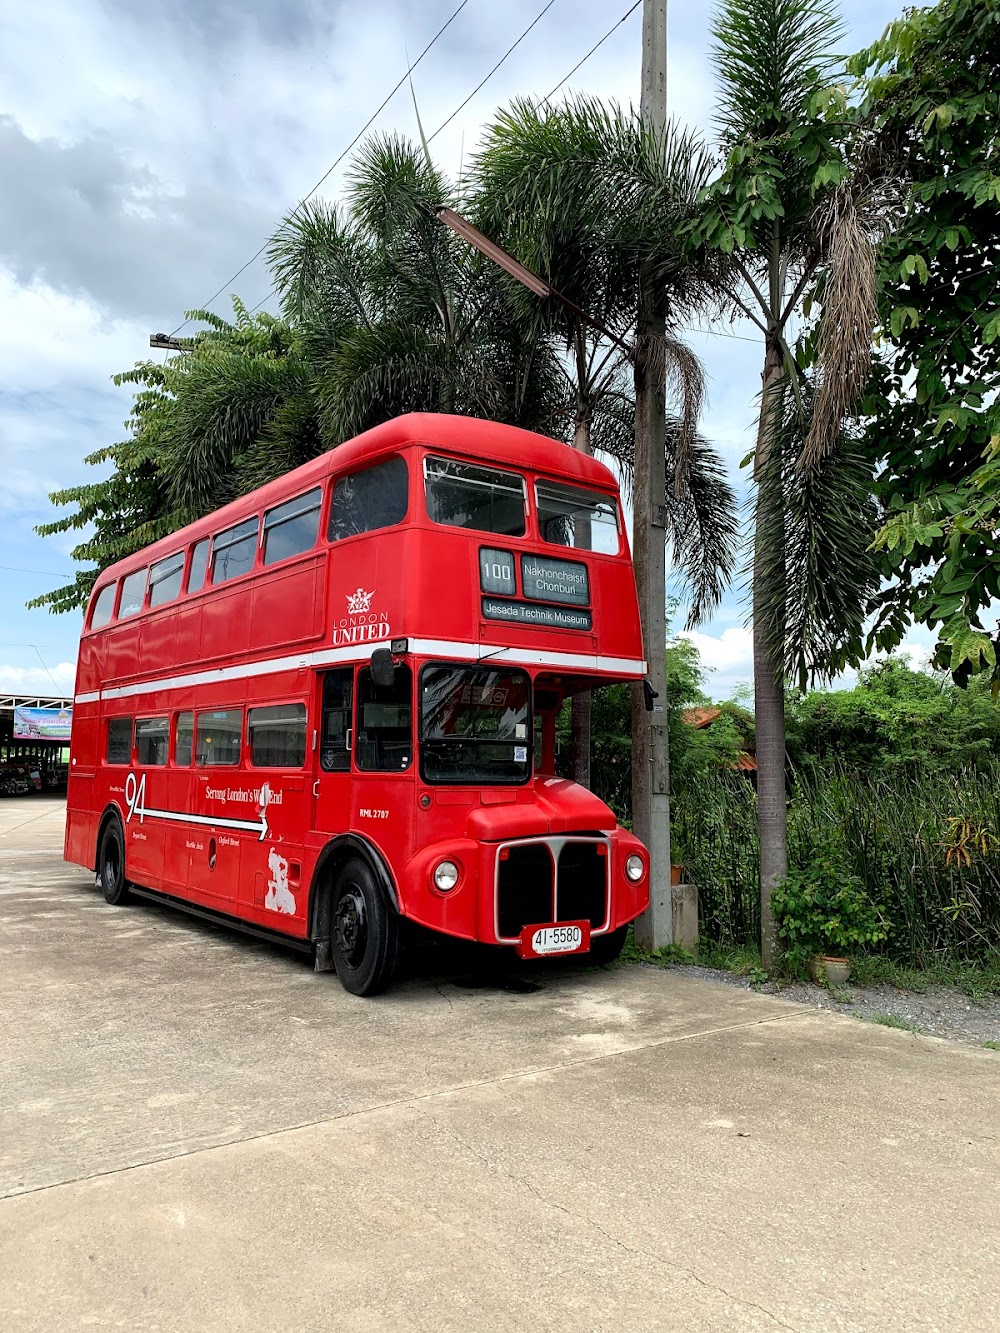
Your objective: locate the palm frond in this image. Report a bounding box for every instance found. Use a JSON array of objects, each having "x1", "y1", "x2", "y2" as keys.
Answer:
[
  {"x1": 664, "y1": 423, "x2": 742, "y2": 627},
  {"x1": 592, "y1": 392, "x2": 739, "y2": 626},
  {"x1": 712, "y1": 0, "x2": 846, "y2": 144},
  {"x1": 799, "y1": 173, "x2": 894, "y2": 471},
  {"x1": 756, "y1": 384, "x2": 881, "y2": 688}
]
